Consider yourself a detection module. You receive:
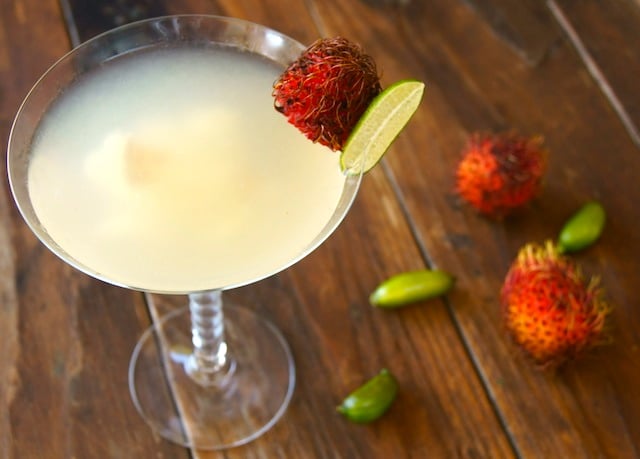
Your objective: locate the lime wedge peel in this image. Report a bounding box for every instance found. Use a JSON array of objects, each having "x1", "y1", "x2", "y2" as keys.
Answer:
[{"x1": 340, "y1": 79, "x2": 425, "y2": 175}]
